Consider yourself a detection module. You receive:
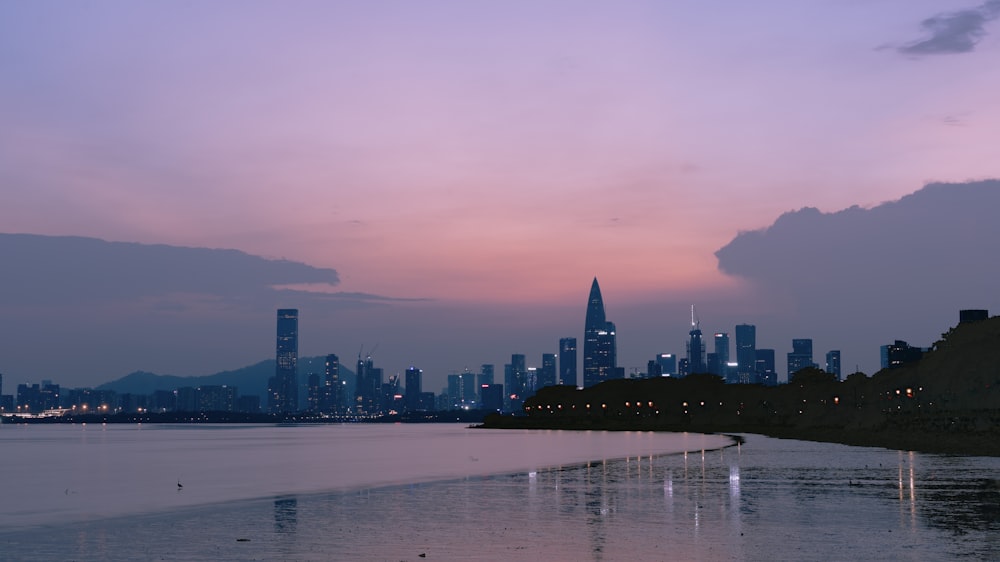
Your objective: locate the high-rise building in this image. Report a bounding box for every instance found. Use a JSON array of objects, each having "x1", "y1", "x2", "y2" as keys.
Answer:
[
  {"x1": 756, "y1": 349, "x2": 777, "y2": 386},
  {"x1": 525, "y1": 367, "x2": 538, "y2": 395},
  {"x1": 538, "y1": 353, "x2": 557, "y2": 389},
  {"x1": 404, "y1": 366, "x2": 422, "y2": 413},
  {"x1": 959, "y1": 309, "x2": 989, "y2": 324},
  {"x1": 269, "y1": 309, "x2": 299, "y2": 413},
  {"x1": 558, "y1": 338, "x2": 577, "y2": 387},
  {"x1": 324, "y1": 354, "x2": 342, "y2": 414},
  {"x1": 477, "y1": 364, "x2": 494, "y2": 405},
  {"x1": 478, "y1": 364, "x2": 495, "y2": 387},
  {"x1": 480, "y1": 383, "x2": 504, "y2": 412},
  {"x1": 714, "y1": 332, "x2": 731, "y2": 381},
  {"x1": 381, "y1": 374, "x2": 402, "y2": 414},
  {"x1": 507, "y1": 354, "x2": 527, "y2": 410},
  {"x1": 447, "y1": 371, "x2": 477, "y2": 409},
  {"x1": 354, "y1": 352, "x2": 383, "y2": 416},
  {"x1": 503, "y1": 363, "x2": 513, "y2": 411},
  {"x1": 735, "y1": 324, "x2": 757, "y2": 384},
  {"x1": 0, "y1": 372, "x2": 11, "y2": 413},
  {"x1": 656, "y1": 353, "x2": 677, "y2": 376},
  {"x1": 193, "y1": 385, "x2": 236, "y2": 412},
  {"x1": 583, "y1": 278, "x2": 618, "y2": 387},
  {"x1": 787, "y1": 338, "x2": 815, "y2": 382},
  {"x1": 686, "y1": 306, "x2": 705, "y2": 374},
  {"x1": 880, "y1": 340, "x2": 927, "y2": 370},
  {"x1": 646, "y1": 359, "x2": 662, "y2": 378},
  {"x1": 707, "y1": 352, "x2": 719, "y2": 376},
  {"x1": 825, "y1": 350, "x2": 842, "y2": 381},
  {"x1": 306, "y1": 373, "x2": 321, "y2": 413},
  {"x1": 677, "y1": 357, "x2": 689, "y2": 377}
]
